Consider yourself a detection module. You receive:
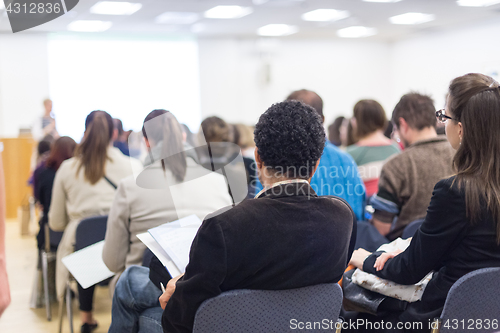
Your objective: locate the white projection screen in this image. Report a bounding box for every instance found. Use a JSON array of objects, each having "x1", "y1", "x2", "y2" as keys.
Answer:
[{"x1": 47, "y1": 35, "x2": 201, "y2": 141}]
